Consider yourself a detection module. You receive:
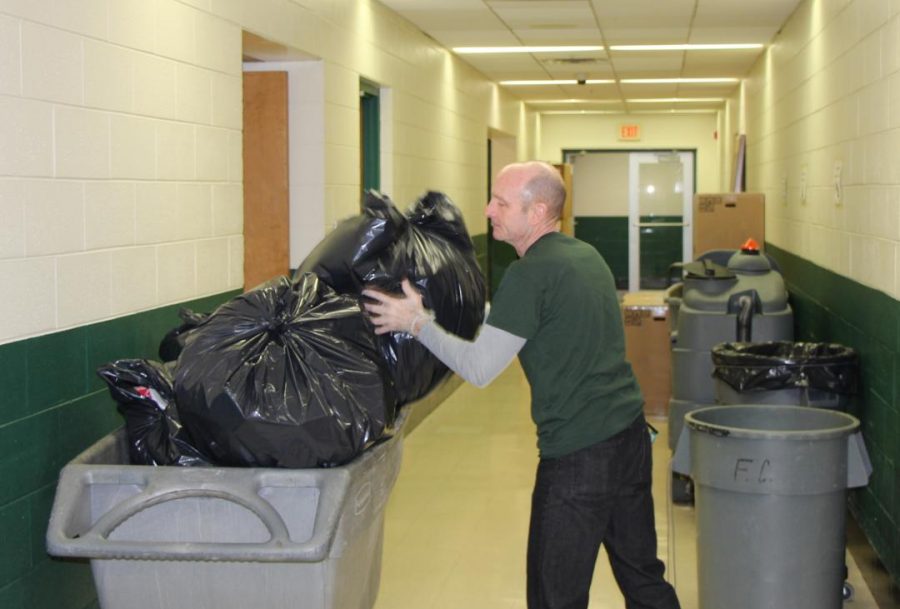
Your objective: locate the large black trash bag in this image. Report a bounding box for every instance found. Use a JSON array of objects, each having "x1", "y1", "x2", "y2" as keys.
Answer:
[
  {"x1": 370, "y1": 191, "x2": 486, "y2": 402},
  {"x1": 297, "y1": 190, "x2": 486, "y2": 404},
  {"x1": 96, "y1": 359, "x2": 210, "y2": 466},
  {"x1": 158, "y1": 308, "x2": 210, "y2": 362},
  {"x1": 712, "y1": 341, "x2": 859, "y2": 394},
  {"x1": 173, "y1": 273, "x2": 396, "y2": 468}
]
